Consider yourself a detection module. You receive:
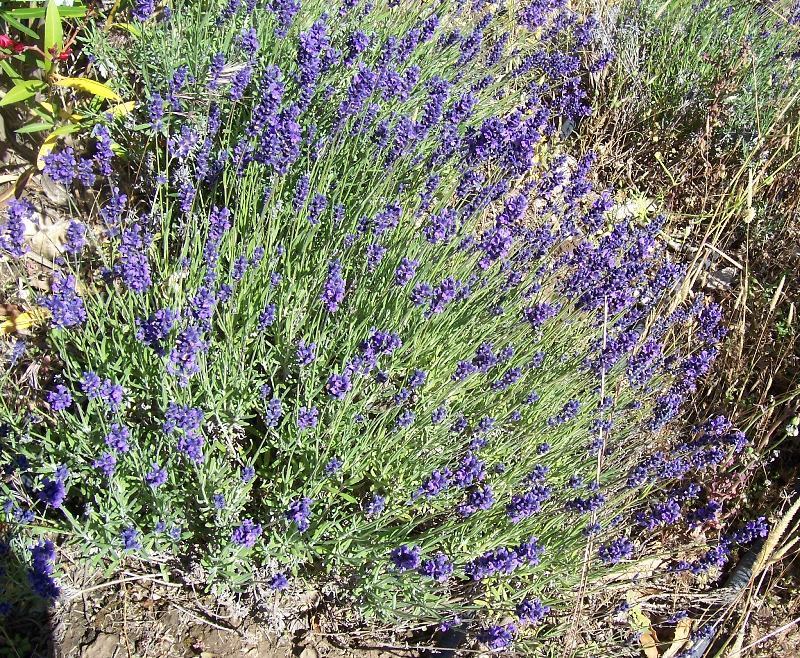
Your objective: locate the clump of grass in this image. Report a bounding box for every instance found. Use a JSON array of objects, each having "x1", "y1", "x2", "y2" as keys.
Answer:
[
  {"x1": 0, "y1": 0, "x2": 768, "y2": 651},
  {"x1": 582, "y1": 0, "x2": 800, "y2": 206}
]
